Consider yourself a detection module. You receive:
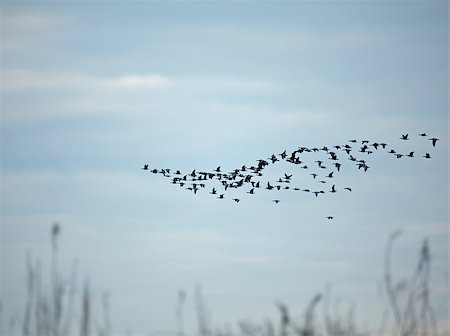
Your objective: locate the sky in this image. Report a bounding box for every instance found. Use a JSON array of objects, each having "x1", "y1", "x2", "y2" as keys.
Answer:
[{"x1": 1, "y1": 1, "x2": 449, "y2": 335}]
